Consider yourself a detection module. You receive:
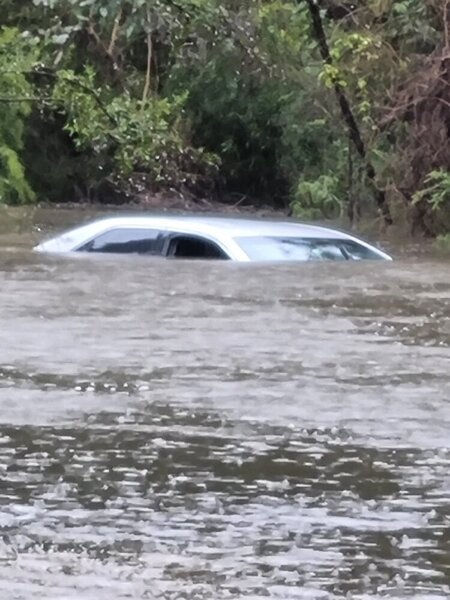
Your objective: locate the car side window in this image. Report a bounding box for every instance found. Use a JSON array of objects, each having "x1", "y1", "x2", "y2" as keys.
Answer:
[
  {"x1": 340, "y1": 240, "x2": 384, "y2": 260},
  {"x1": 78, "y1": 228, "x2": 166, "y2": 254},
  {"x1": 308, "y1": 241, "x2": 346, "y2": 261},
  {"x1": 166, "y1": 234, "x2": 228, "y2": 259}
]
